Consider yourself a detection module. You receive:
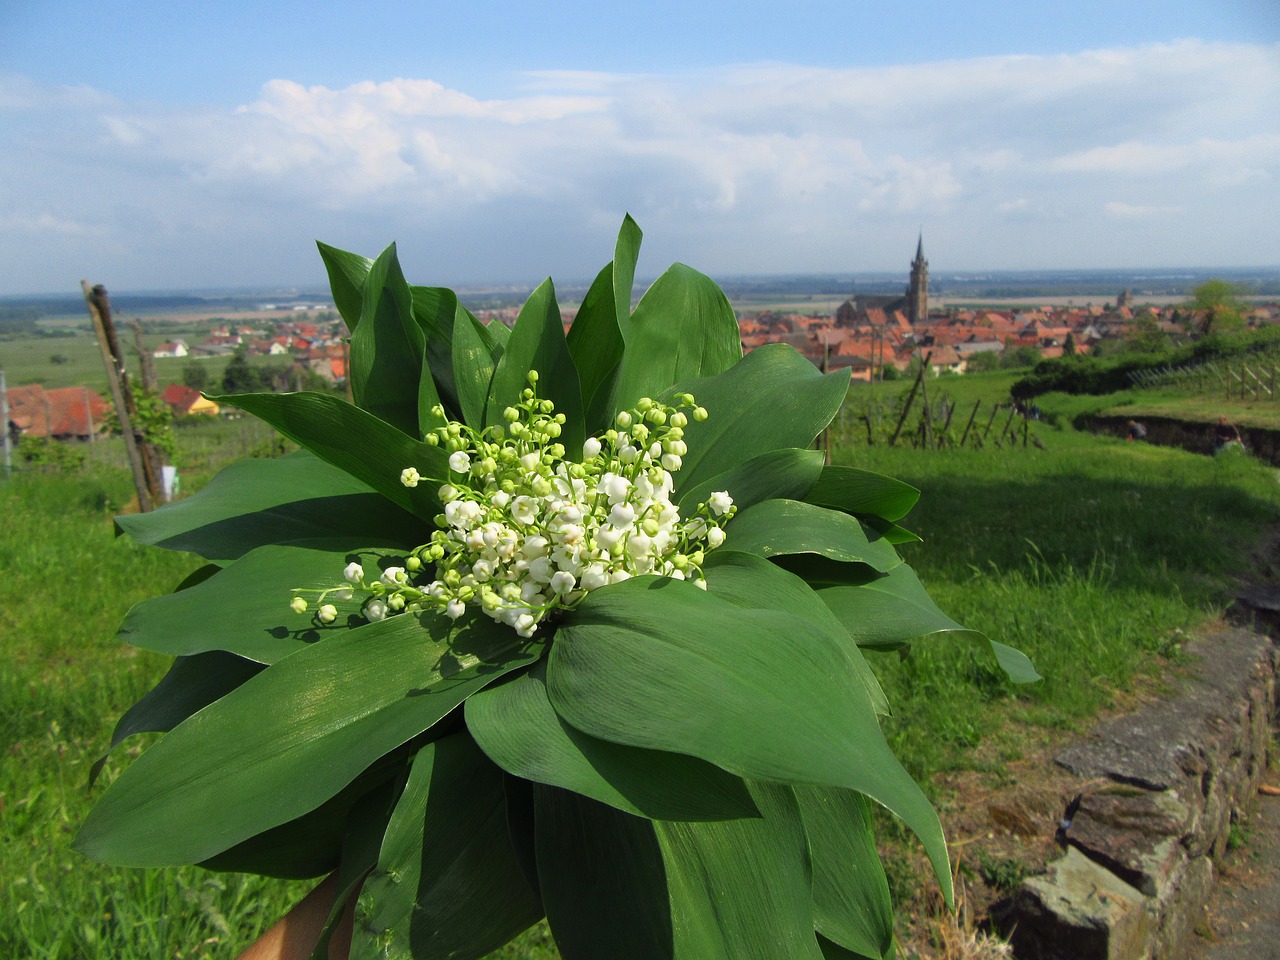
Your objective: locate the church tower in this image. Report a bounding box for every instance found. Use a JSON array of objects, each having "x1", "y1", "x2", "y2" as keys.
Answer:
[{"x1": 907, "y1": 233, "x2": 929, "y2": 324}]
